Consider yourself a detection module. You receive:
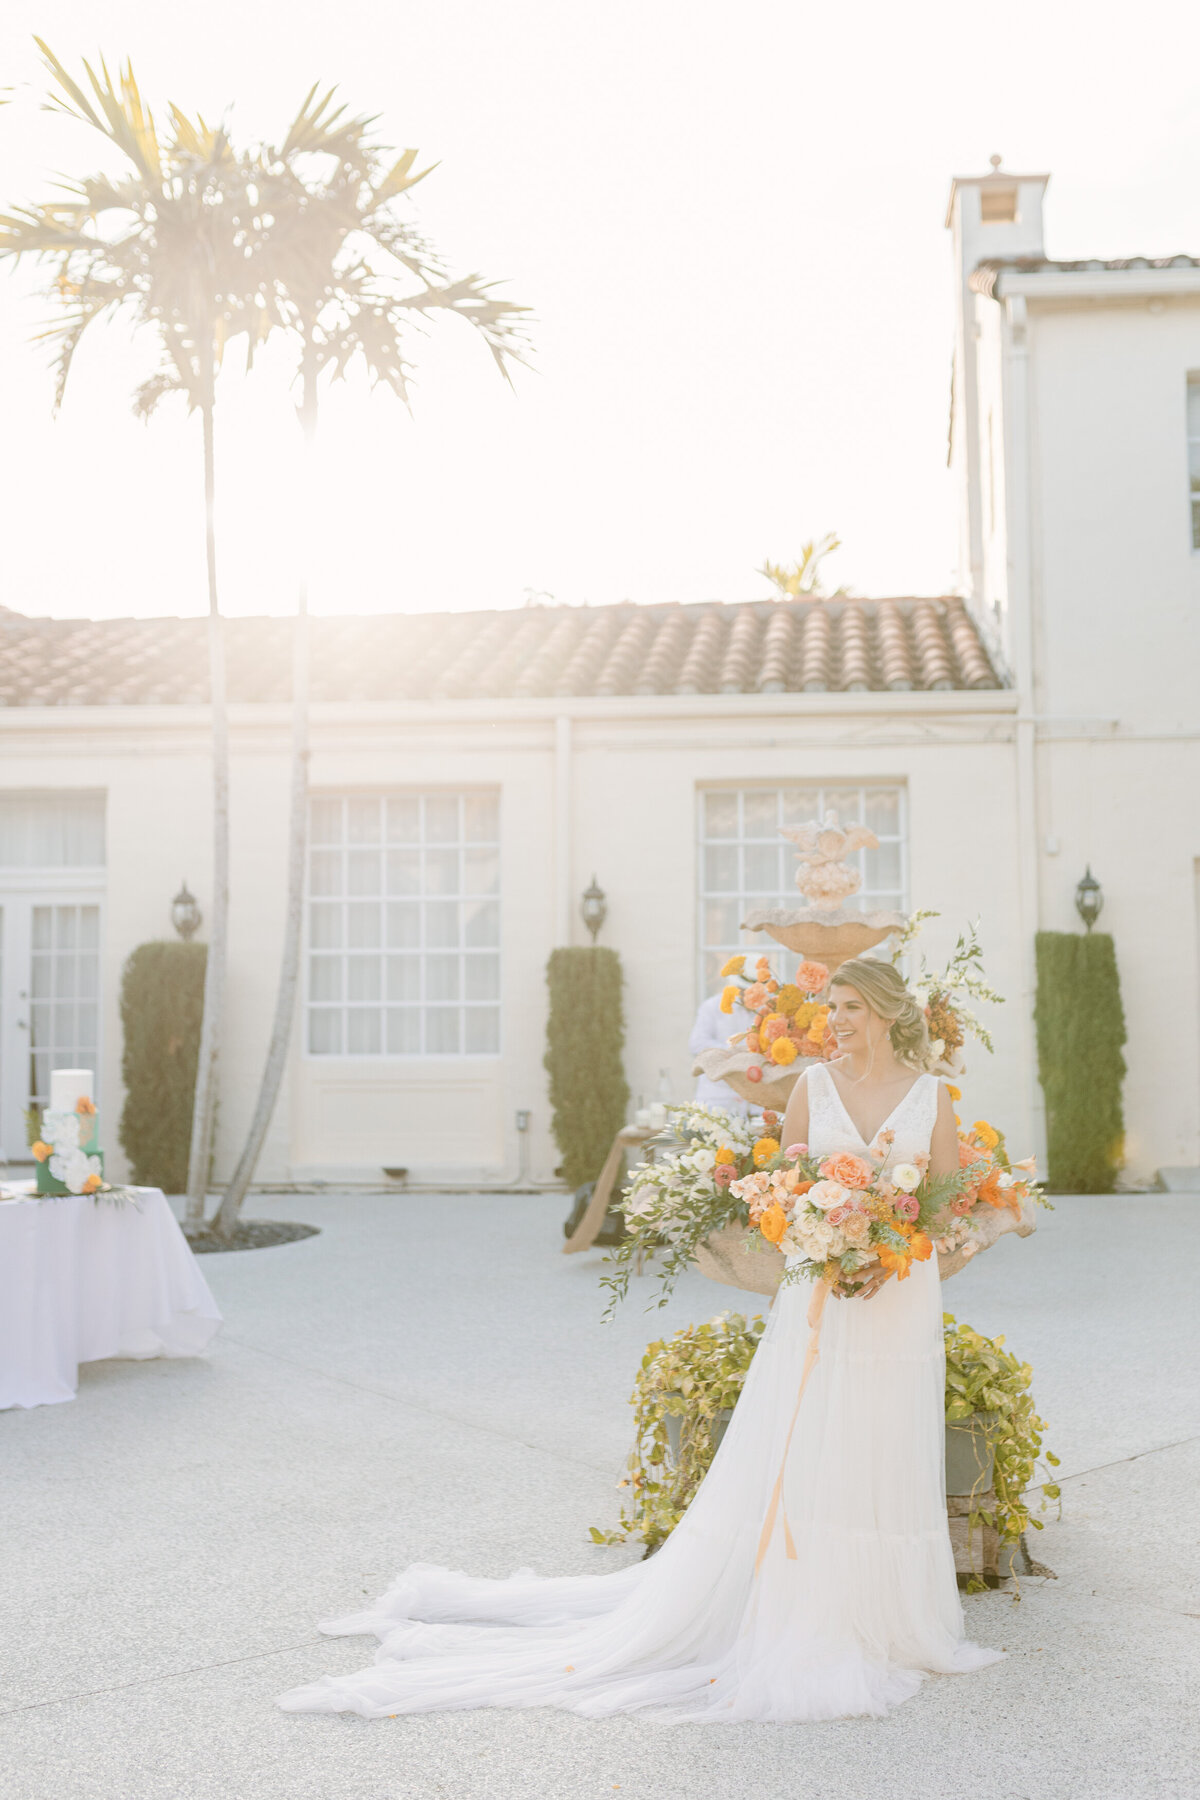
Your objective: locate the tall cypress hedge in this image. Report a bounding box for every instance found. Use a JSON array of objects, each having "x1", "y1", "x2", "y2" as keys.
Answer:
[
  {"x1": 544, "y1": 946, "x2": 631, "y2": 1188},
  {"x1": 1033, "y1": 931, "x2": 1126, "y2": 1193},
  {"x1": 119, "y1": 940, "x2": 208, "y2": 1192}
]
